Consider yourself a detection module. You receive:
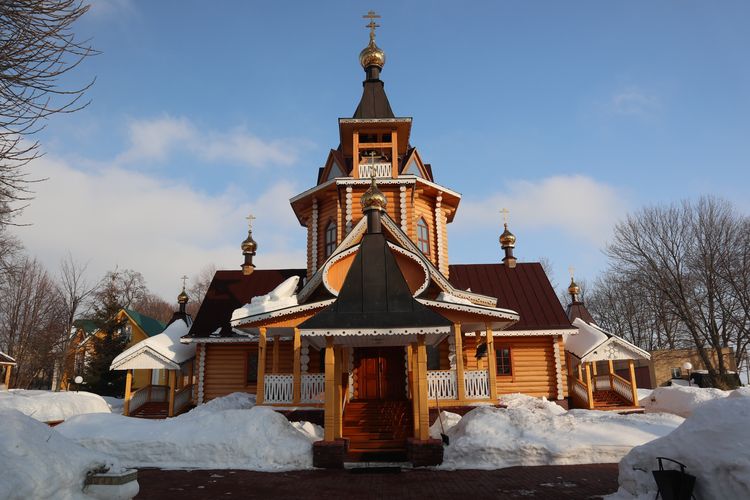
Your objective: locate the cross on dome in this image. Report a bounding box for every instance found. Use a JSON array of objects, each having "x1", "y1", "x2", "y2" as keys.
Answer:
[
  {"x1": 363, "y1": 10, "x2": 381, "y2": 41},
  {"x1": 245, "y1": 213, "x2": 256, "y2": 230},
  {"x1": 180, "y1": 275, "x2": 189, "y2": 290},
  {"x1": 500, "y1": 207, "x2": 510, "y2": 225}
]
